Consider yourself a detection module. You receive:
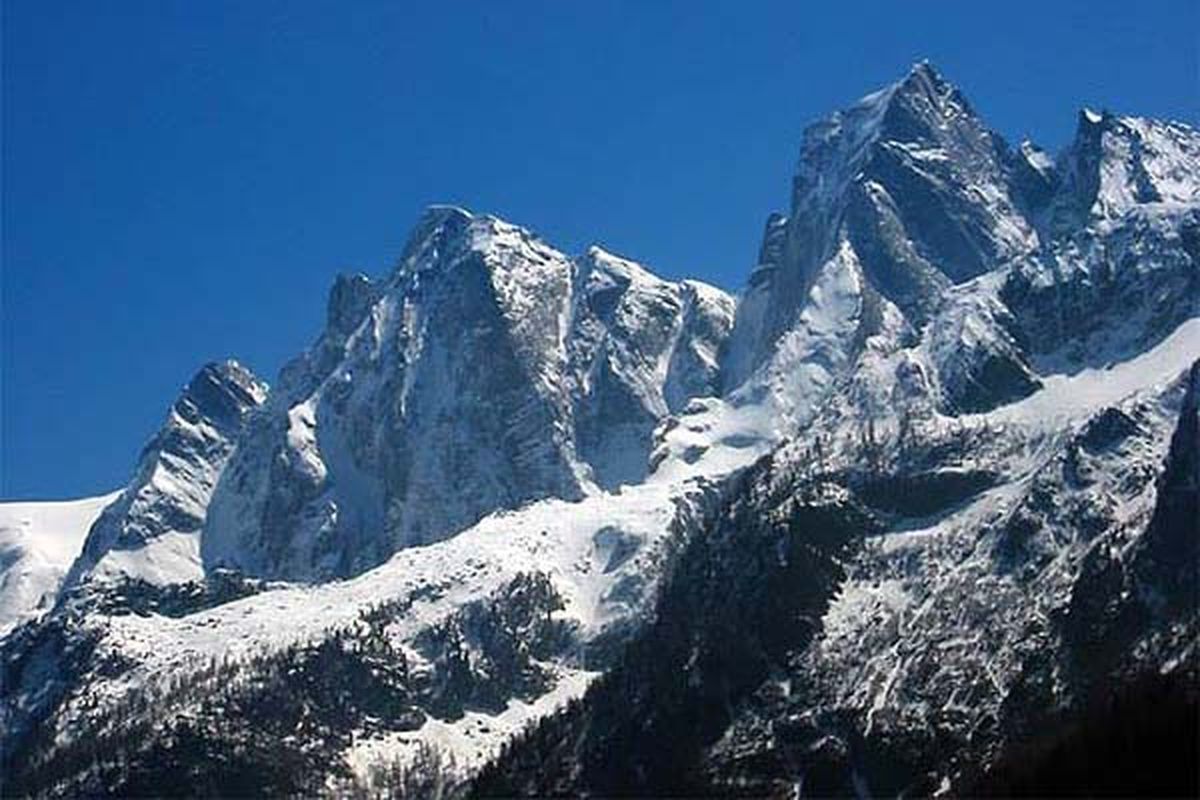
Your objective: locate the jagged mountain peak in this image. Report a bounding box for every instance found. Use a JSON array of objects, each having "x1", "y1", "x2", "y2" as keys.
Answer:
[
  {"x1": 574, "y1": 245, "x2": 694, "y2": 308},
  {"x1": 397, "y1": 203, "x2": 473, "y2": 254},
  {"x1": 887, "y1": 58, "x2": 976, "y2": 120},
  {"x1": 1052, "y1": 108, "x2": 1200, "y2": 228},
  {"x1": 580, "y1": 243, "x2": 654, "y2": 277},
  {"x1": 731, "y1": 69, "x2": 1198, "y2": 423},
  {"x1": 577, "y1": 244, "x2": 661, "y2": 288},
  {"x1": 59, "y1": 360, "x2": 267, "y2": 594},
  {"x1": 905, "y1": 57, "x2": 938, "y2": 80},
  {"x1": 198, "y1": 206, "x2": 736, "y2": 580},
  {"x1": 727, "y1": 62, "x2": 1036, "y2": 389},
  {"x1": 178, "y1": 360, "x2": 268, "y2": 431},
  {"x1": 796, "y1": 60, "x2": 980, "y2": 172},
  {"x1": 793, "y1": 60, "x2": 1007, "y2": 218},
  {"x1": 393, "y1": 204, "x2": 564, "y2": 282},
  {"x1": 5, "y1": 67, "x2": 1198, "y2": 799}
]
